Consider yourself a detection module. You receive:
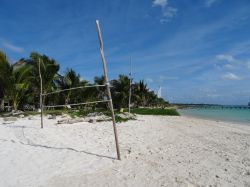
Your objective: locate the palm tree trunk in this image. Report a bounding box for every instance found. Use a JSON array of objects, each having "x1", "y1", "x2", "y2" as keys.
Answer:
[
  {"x1": 13, "y1": 100, "x2": 17, "y2": 111},
  {"x1": 0, "y1": 99, "x2": 4, "y2": 111},
  {"x1": 65, "y1": 92, "x2": 70, "y2": 105},
  {"x1": 43, "y1": 96, "x2": 46, "y2": 107}
]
